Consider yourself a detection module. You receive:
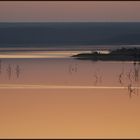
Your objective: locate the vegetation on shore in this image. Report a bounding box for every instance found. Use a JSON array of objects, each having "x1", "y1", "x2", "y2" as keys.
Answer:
[{"x1": 72, "y1": 48, "x2": 140, "y2": 61}]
